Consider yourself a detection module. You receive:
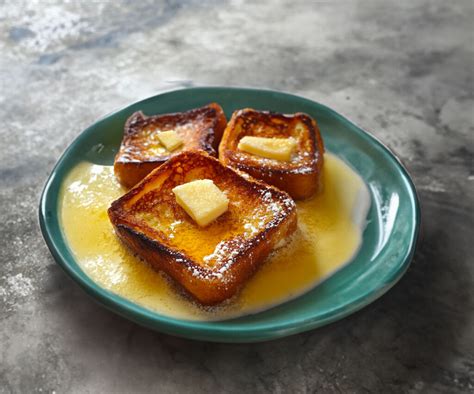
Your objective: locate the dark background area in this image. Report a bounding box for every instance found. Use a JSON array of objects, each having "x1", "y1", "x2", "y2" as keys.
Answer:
[{"x1": 1, "y1": 1, "x2": 473, "y2": 392}]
